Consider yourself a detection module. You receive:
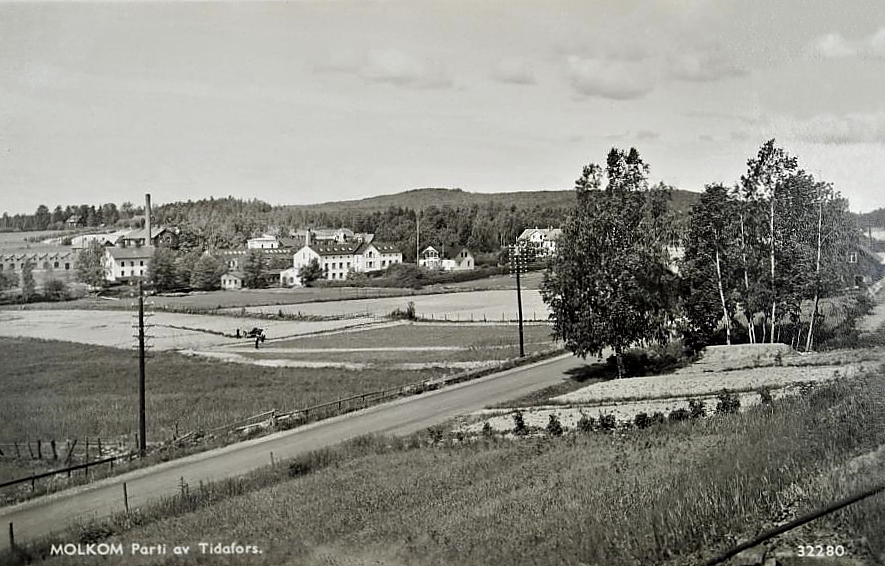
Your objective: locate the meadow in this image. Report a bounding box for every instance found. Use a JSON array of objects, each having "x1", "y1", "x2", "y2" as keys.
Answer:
[
  {"x1": 22, "y1": 367, "x2": 885, "y2": 566},
  {"x1": 0, "y1": 337, "x2": 447, "y2": 481}
]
